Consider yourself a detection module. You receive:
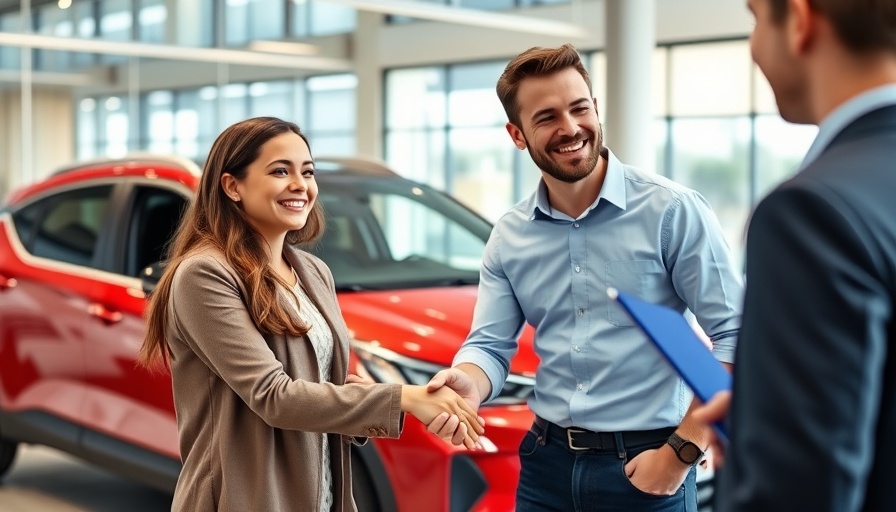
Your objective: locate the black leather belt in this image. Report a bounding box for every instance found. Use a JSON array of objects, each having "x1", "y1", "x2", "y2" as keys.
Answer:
[{"x1": 533, "y1": 415, "x2": 676, "y2": 452}]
